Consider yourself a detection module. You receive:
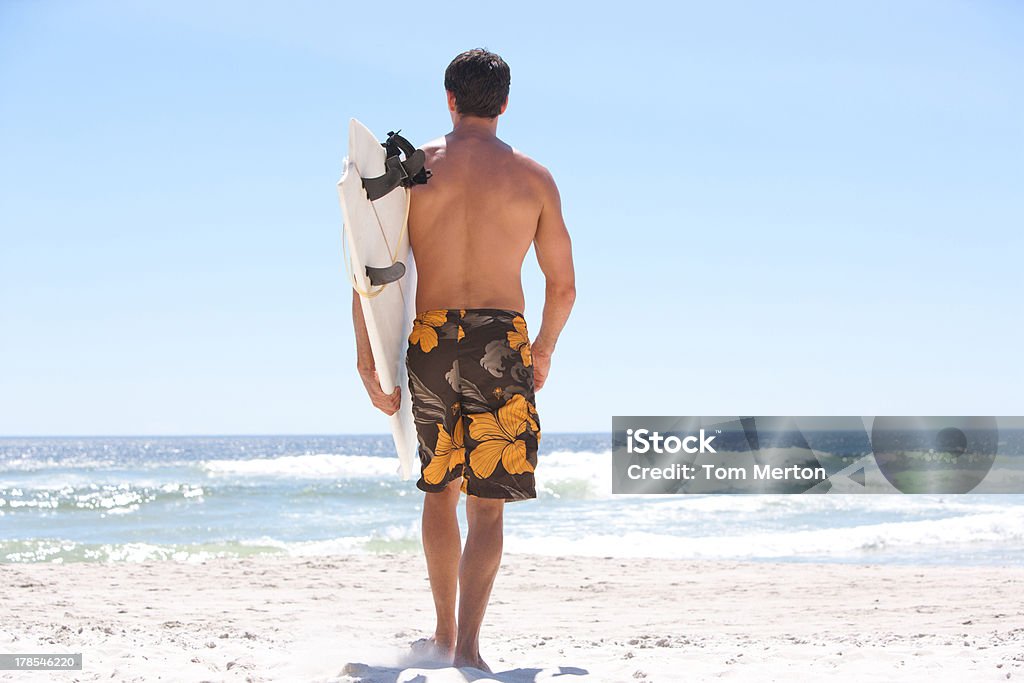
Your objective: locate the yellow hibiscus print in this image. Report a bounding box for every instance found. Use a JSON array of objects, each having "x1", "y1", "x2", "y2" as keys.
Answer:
[
  {"x1": 506, "y1": 316, "x2": 531, "y2": 367},
  {"x1": 423, "y1": 418, "x2": 465, "y2": 485},
  {"x1": 528, "y1": 400, "x2": 541, "y2": 440},
  {"x1": 409, "y1": 310, "x2": 447, "y2": 353},
  {"x1": 468, "y1": 394, "x2": 536, "y2": 477}
]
